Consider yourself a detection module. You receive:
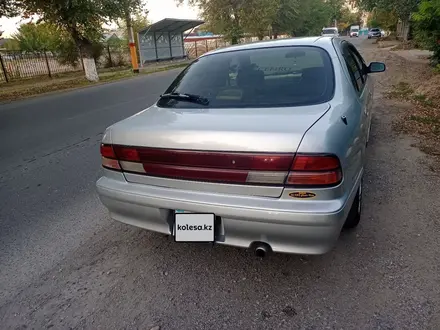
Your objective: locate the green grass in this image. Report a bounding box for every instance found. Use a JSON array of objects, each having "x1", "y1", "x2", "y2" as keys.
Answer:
[
  {"x1": 413, "y1": 94, "x2": 435, "y2": 107},
  {"x1": 388, "y1": 81, "x2": 414, "y2": 99},
  {"x1": 409, "y1": 115, "x2": 440, "y2": 125}
]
